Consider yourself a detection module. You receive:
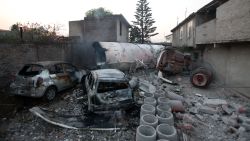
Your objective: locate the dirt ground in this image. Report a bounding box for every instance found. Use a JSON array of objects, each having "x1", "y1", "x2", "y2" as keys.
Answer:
[{"x1": 0, "y1": 70, "x2": 250, "y2": 141}]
